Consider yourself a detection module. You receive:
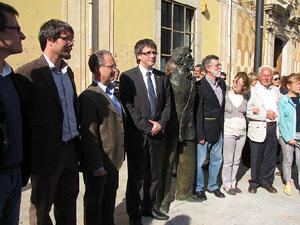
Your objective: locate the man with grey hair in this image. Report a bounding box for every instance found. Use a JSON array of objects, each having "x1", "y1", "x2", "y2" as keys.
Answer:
[
  {"x1": 247, "y1": 65, "x2": 281, "y2": 194},
  {"x1": 79, "y1": 50, "x2": 124, "y2": 225},
  {"x1": 194, "y1": 55, "x2": 226, "y2": 201}
]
